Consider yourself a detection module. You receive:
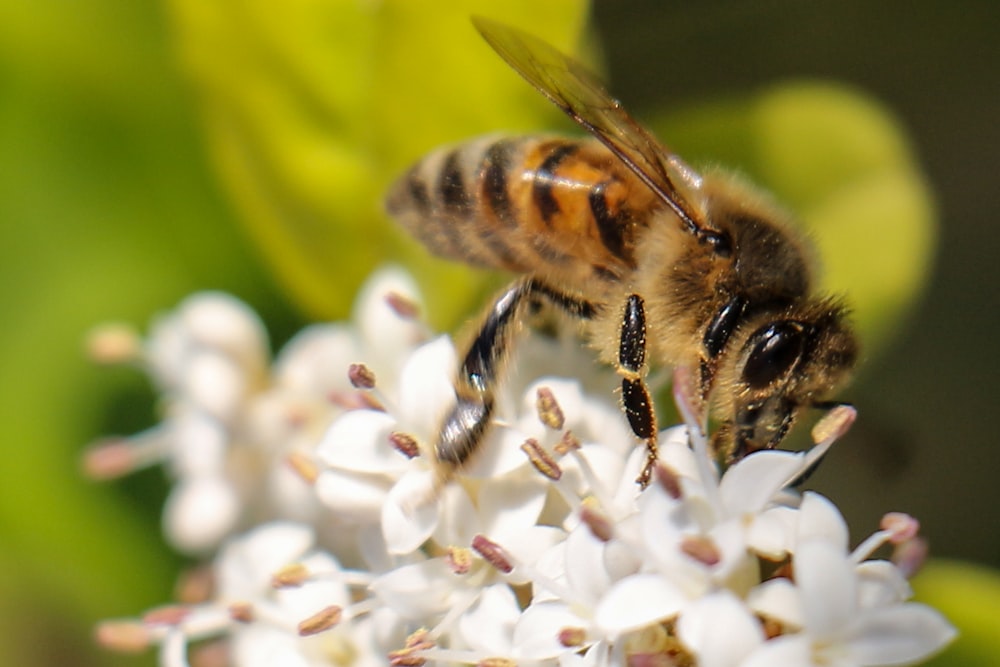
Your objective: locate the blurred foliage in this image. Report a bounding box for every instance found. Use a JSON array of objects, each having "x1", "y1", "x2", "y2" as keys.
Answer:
[
  {"x1": 914, "y1": 560, "x2": 1000, "y2": 667},
  {"x1": 0, "y1": 0, "x2": 993, "y2": 666},
  {"x1": 166, "y1": 0, "x2": 587, "y2": 325}
]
